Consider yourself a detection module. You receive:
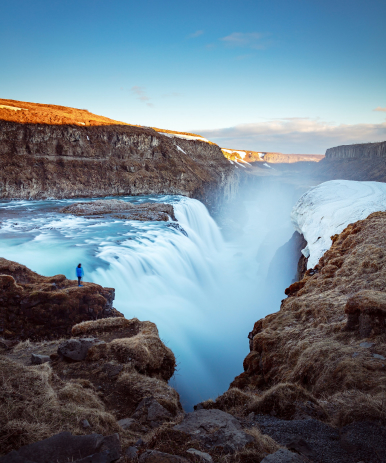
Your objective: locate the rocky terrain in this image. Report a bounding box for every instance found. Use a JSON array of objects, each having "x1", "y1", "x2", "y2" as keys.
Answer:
[
  {"x1": 0, "y1": 261, "x2": 295, "y2": 463},
  {"x1": 0, "y1": 257, "x2": 121, "y2": 341},
  {"x1": 0, "y1": 99, "x2": 239, "y2": 214},
  {"x1": 197, "y1": 211, "x2": 386, "y2": 462},
  {"x1": 60, "y1": 200, "x2": 177, "y2": 221}
]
